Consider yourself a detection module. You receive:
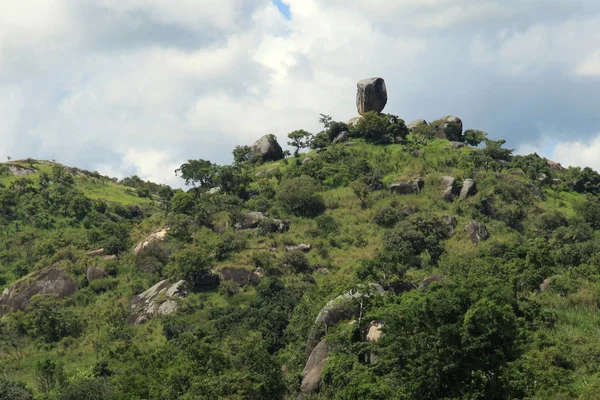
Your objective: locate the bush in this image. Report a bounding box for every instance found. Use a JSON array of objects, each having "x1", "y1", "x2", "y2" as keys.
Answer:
[
  {"x1": 215, "y1": 233, "x2": 246, "y2": 261},
  {"x1": 278, "y1": 252, "x2": 310, "y2": 273},
  {"x1": 219, "y1": 280, "x2": 241, "y2": 297},
  {"x1": 351, "y1": 112, "x2": 408, "y2": 144},
  {"x1": 22, "y1": 295, "x2": 83, "y2": 343},
  {"x1": 374, "y1": 206, "x2": 403, "y2": 228},
  {"x1": 89, "y1": 278, "x2": 118, "y2": 294},
  {"x1": 166, "y1": 247, "x2": 216, "y2": 290},
  {"x1": 315, "y1": 215, "x2": 339, "y2": 236},
  {"x1": 57, "y1": 378, "x2": 113, "y2": 400},
  {"x1": 135, "y1": 241, "x2": 172, "y2": 274},
  {"x1": 0, "y1": 376, "x2": 33, "y2": 400},
  {"x1": 277, "y1": 176, "x2": 325, "y2": 217}
]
